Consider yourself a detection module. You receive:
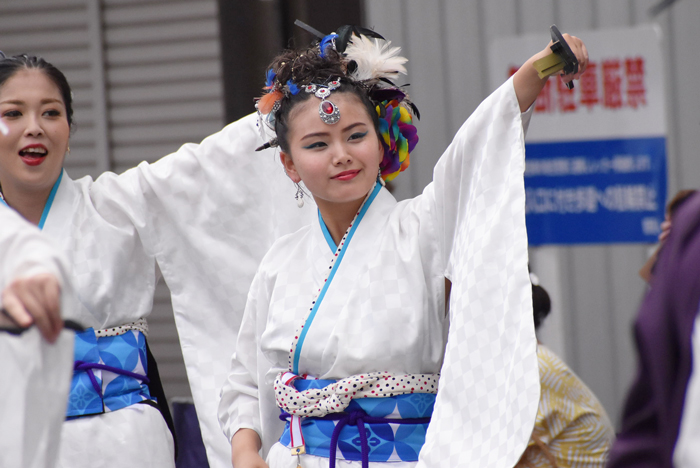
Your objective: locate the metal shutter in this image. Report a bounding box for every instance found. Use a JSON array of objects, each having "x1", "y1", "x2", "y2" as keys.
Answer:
[{"x1": 1, "y1": 0, "x2": 225, "y2": 400}]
